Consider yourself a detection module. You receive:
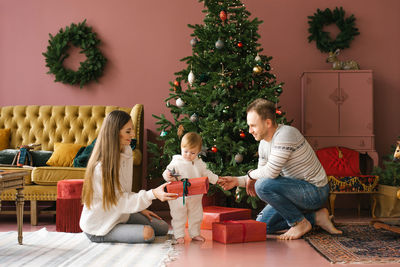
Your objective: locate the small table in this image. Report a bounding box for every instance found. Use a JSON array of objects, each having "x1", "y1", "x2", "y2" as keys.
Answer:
[{"x1": 0, "y1": 170, "x2": 28, "y2": 244}]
